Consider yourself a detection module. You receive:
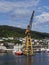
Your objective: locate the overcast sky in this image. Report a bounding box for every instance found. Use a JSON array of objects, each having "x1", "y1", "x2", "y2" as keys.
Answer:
[{"x1": 0, "y1": 0, "x2": 49, "y2": 33}]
